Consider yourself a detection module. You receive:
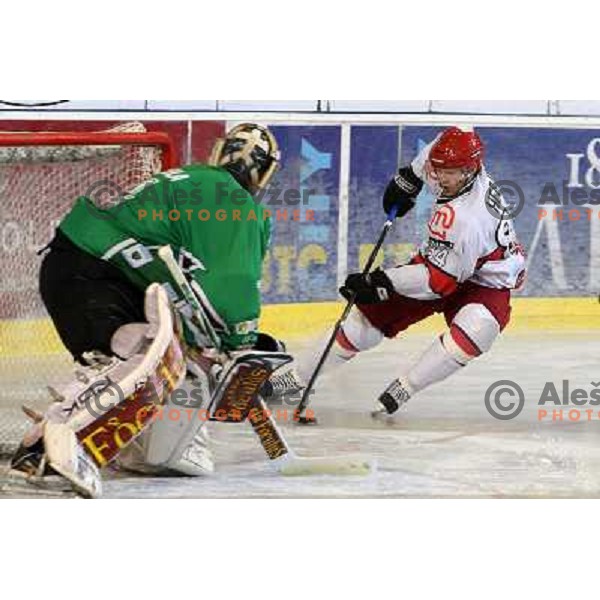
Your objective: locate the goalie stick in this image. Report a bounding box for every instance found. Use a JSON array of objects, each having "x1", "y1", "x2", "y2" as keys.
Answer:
[
  {"x1": 158, "y1": 245, "x2": 374, "y2": 477},
  {"x1": 296, "y1": 205, "x2": 399, "y2": 425}
]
